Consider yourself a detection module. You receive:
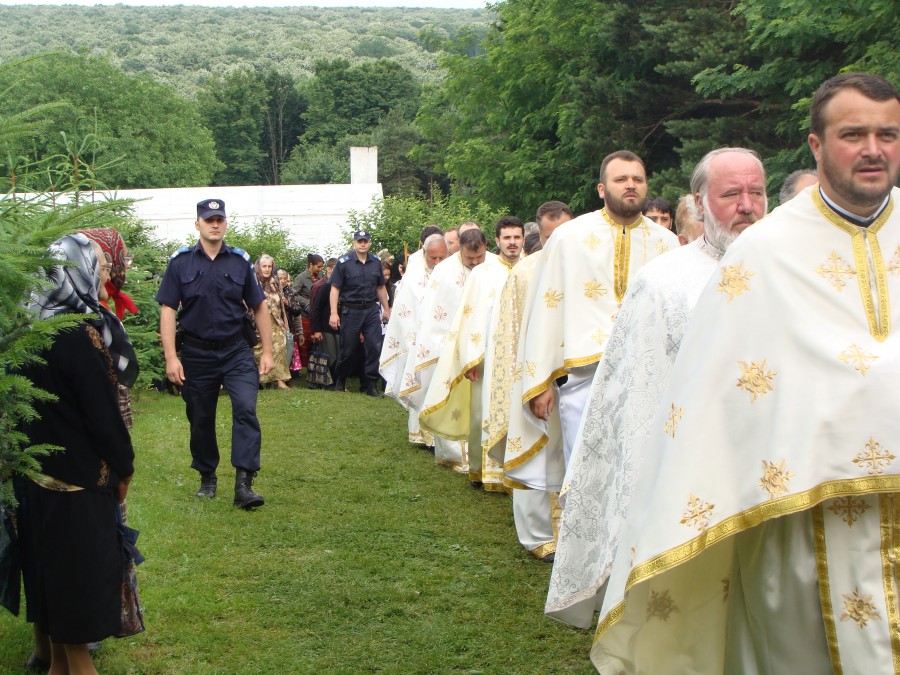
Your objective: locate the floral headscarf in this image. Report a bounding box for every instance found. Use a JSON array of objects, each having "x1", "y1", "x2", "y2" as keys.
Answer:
[
  {"x1": 79, "y1": 228, "x2": 139, "y2": 320},
  {"x1": 30, "y1": 233, "x2": 139, "y2": 387}
]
